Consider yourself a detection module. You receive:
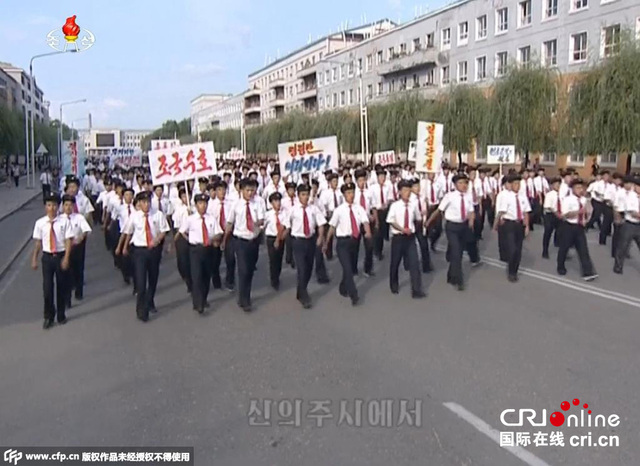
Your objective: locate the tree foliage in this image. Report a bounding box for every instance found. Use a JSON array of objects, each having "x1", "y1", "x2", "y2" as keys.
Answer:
[{"x1": 140, "y1": 117, "x2": 191, "y2": 151}]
